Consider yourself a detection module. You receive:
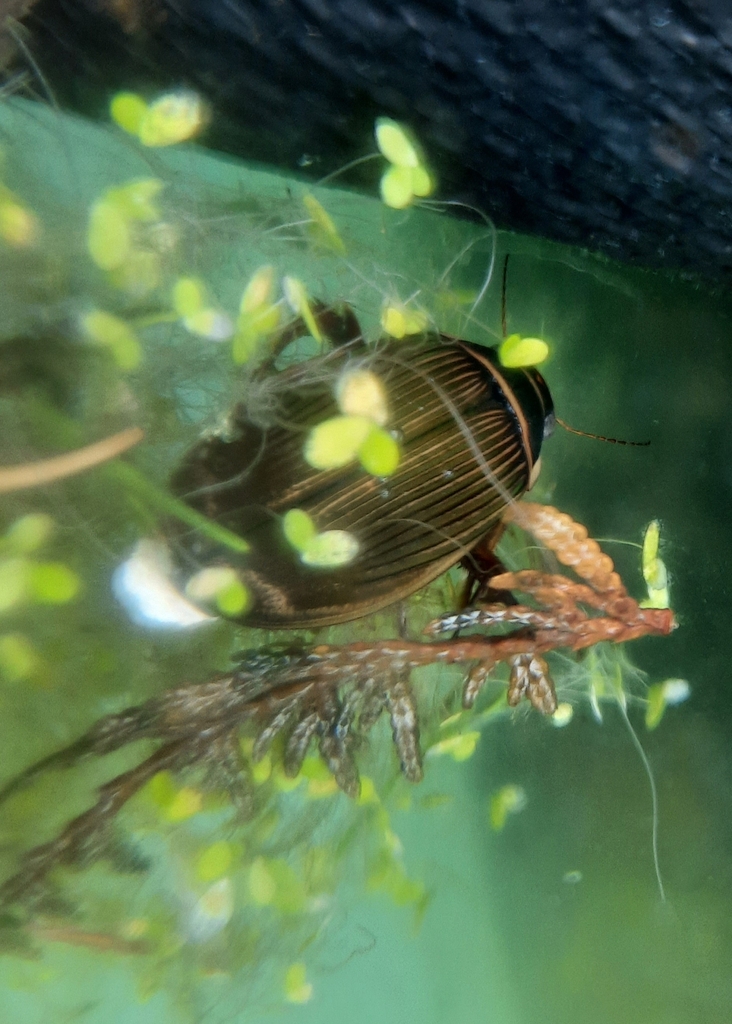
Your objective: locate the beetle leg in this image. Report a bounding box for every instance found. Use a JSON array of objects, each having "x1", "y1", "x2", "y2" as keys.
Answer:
[
  {"x1": 460, "y1": 521, "x2": 515, "y2": 608},
  {"x1": 261, "y1": 301, "x2": 366, "y2": 369}
]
